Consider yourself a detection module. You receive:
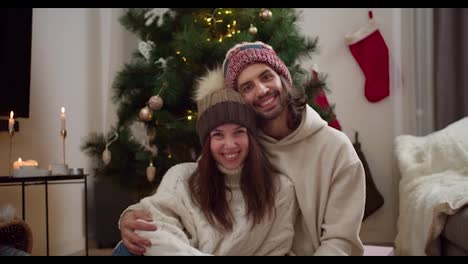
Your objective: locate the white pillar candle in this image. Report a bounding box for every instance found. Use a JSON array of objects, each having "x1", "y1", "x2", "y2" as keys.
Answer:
[
  {"x1": 60, "y1": 107, "x2": 66, "y2": 131},
  {"x1": 8, "y1": 111, "x2": 14, "y2": 131}
]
